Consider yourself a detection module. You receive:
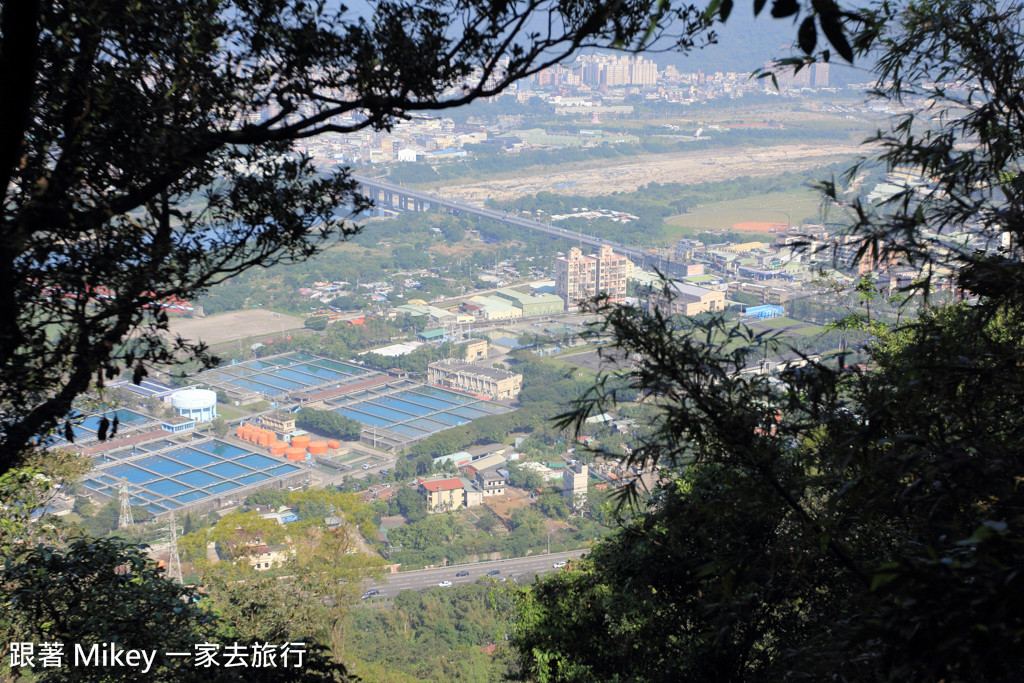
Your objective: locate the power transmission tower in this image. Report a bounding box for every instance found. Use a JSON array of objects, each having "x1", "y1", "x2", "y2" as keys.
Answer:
[
  {"x1": 164, "y1": 510, "x2": 183, "y2": 583},
  {"x1": 117, "y1": 479, "x2": 134, "y2": 529}
]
